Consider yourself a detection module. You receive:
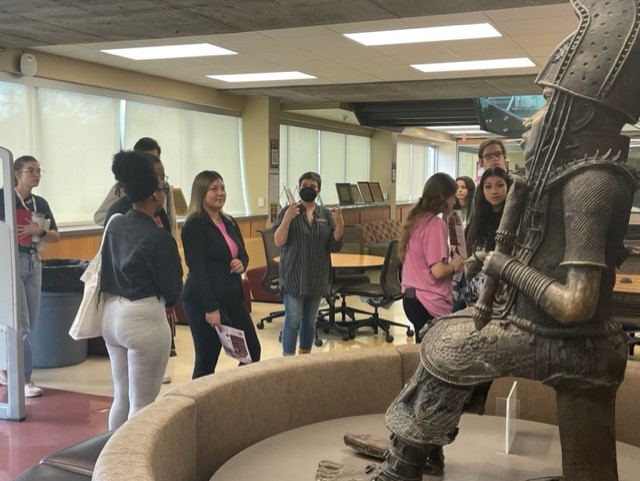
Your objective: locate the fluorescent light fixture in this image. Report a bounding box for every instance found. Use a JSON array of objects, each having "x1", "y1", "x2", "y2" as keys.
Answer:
[
  {"x1": 101, "y1": 43, "x2": 236, "y2": 60},
  {"x1": 412, "y1": 57, "x2": 535, "y2": 73},
  {"x1": 344, "y1": 23, "x2": 500, "y2": 46},
  {"x1": 207, "y1": 71, "x2": 316, "y2": 83}
]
